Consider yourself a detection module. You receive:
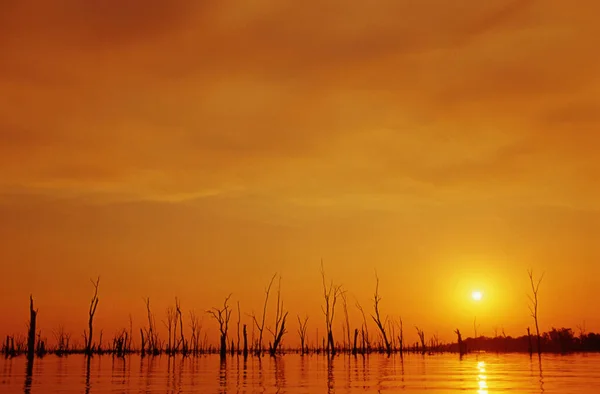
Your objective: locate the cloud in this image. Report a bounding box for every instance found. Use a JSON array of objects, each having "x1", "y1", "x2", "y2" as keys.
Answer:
[{"x1": 0, "y1": 0, "x2": 599, "y2": 207}]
